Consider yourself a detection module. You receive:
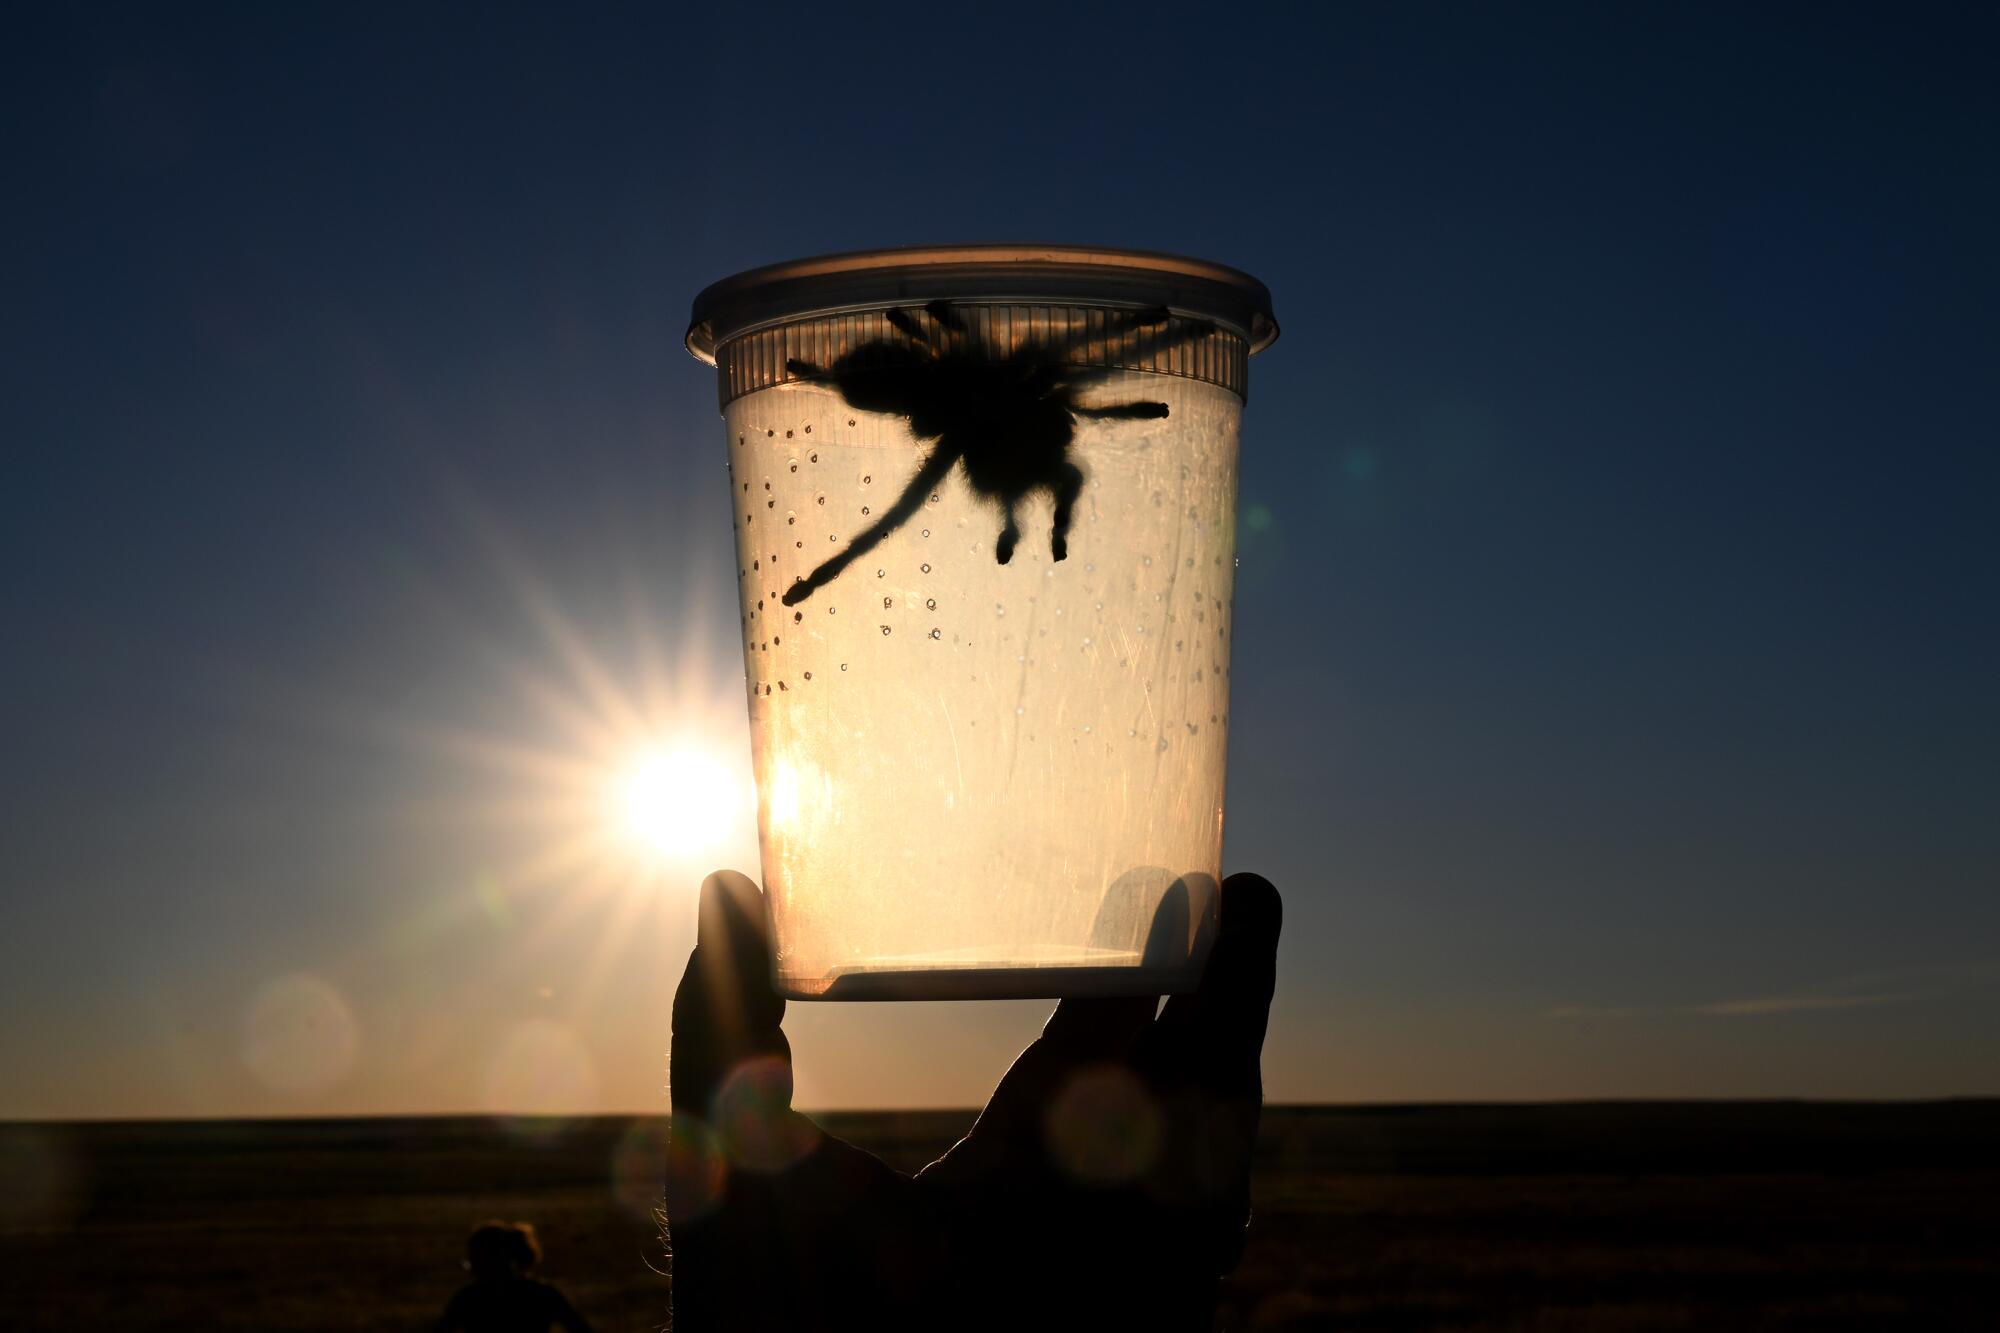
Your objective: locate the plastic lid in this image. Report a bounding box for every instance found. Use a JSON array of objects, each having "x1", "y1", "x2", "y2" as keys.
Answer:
[{"x1": 686, "y1": 244, "x2": 1278, "y2": 365}]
